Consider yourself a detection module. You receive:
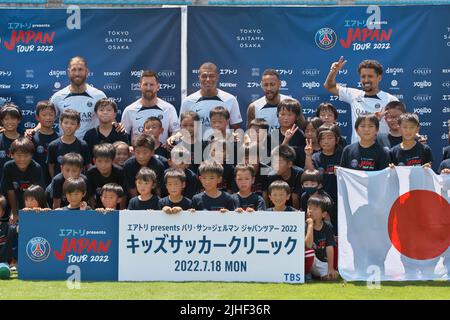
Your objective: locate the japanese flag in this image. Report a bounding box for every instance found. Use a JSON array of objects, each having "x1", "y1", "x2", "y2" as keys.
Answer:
[{"x1": 337, "y1": 167, "x2": 450, "y2": 281}]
